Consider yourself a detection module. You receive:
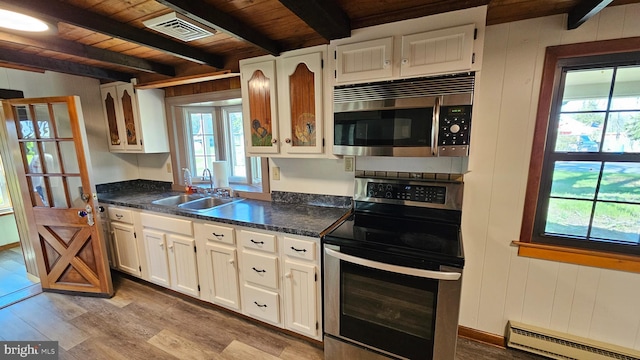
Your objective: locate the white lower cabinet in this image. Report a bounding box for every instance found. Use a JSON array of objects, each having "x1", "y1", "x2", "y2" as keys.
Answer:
[
  {"x1": 107, "y1": 206, "x2": 142, "y2": 277},
  {"x1": 283, "y1": 260, "x2": 318, "y2": 337},
  {"x1": 242, "y1": 251, "x2": 279, "y2": 289},
  {"x1": 112, "y1": 208, "x2": 322, "y2": 341},
  {"x1": 194, "y1": 222, "x2": 240, "y2": 310},
  {"x1": 142, "y1": 228, "x2": 170, "y2": 287},
  {"x1": 282, "y1": 236, "x2": 320, "y2": 338},
  {"x1": 204, "y1": 243, "x2": 240, "y2": 309},
  {"x1": 140, "y1": 212, "x2": 199, "y2": 297},
  {"x1": 243, "y1": 284, "x2": 280, "y2": 325}
]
